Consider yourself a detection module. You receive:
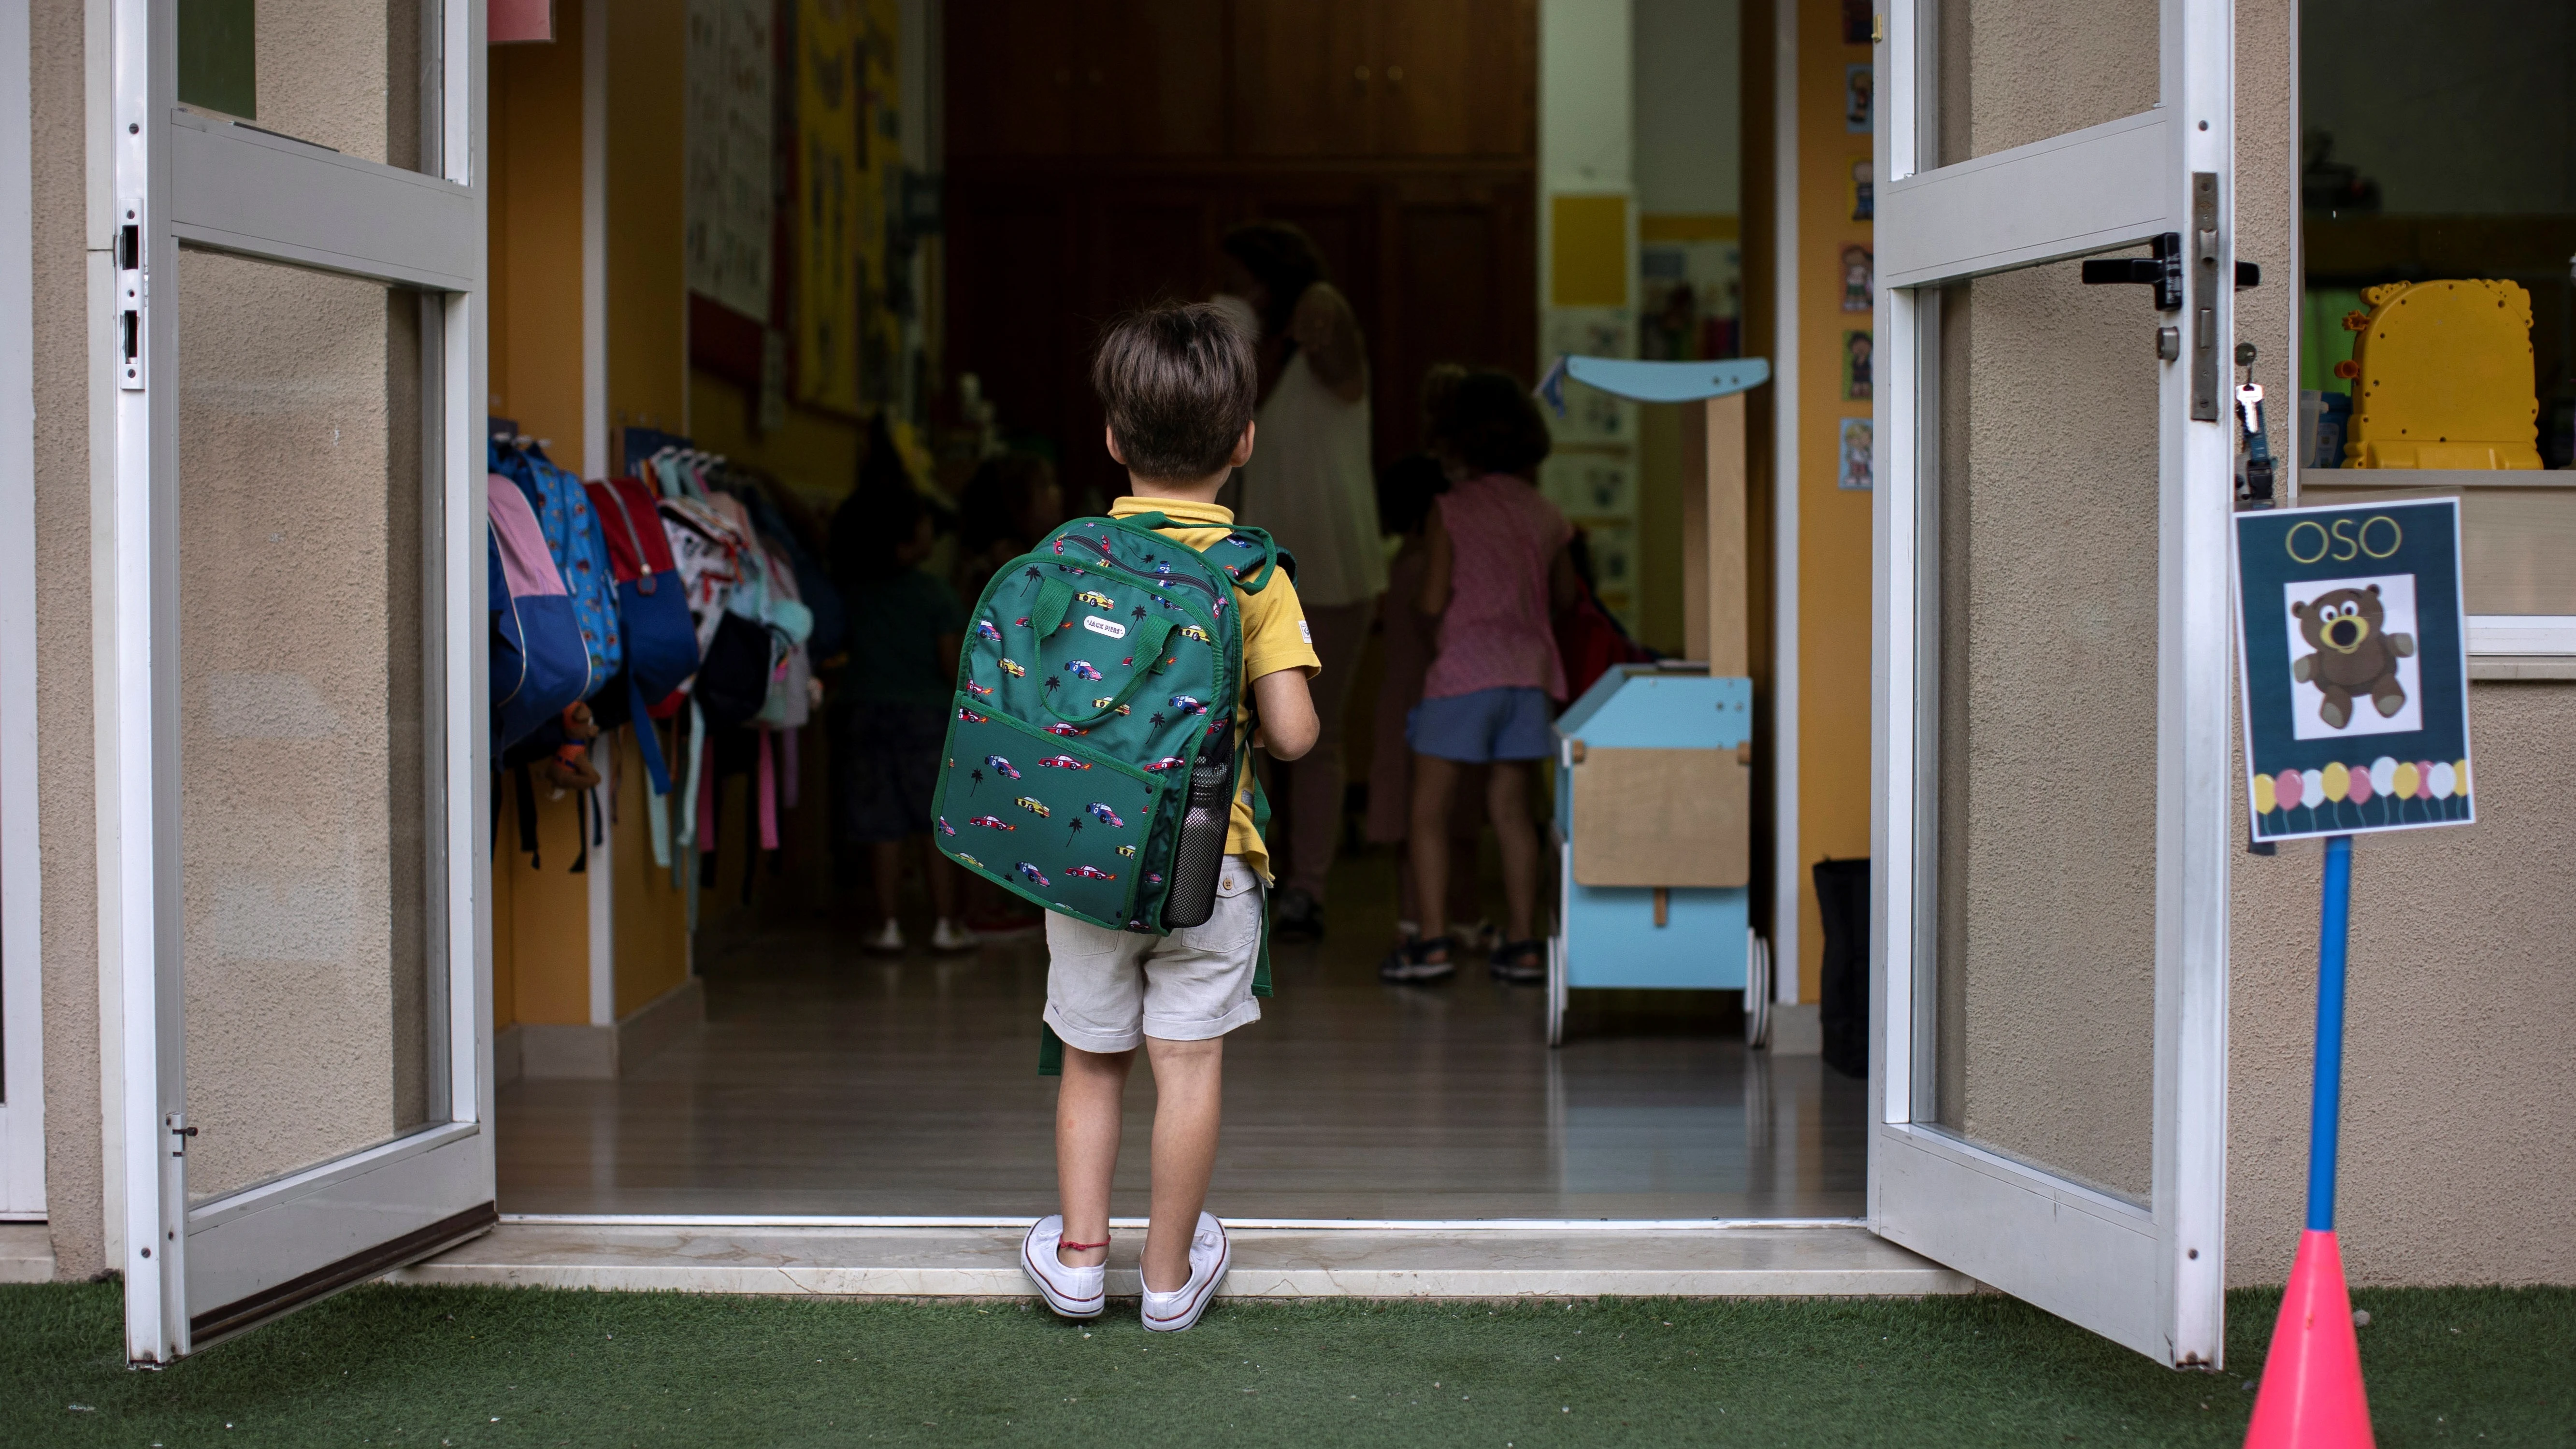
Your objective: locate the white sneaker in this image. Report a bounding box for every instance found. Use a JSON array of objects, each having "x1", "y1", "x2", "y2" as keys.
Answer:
[
  {"x1": 1020, "y1": 1215, "x2": 1104, "y2": 1320},
  {"x1": 1139, "y1": 1211, "x2": 1230, "y2": 1333},
  {"x1": 931, "y1": 918, "x2": 978, "y2": 953},
  {"x1": 862, "y1": 918, "x2": 904, "y2": 955}
]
